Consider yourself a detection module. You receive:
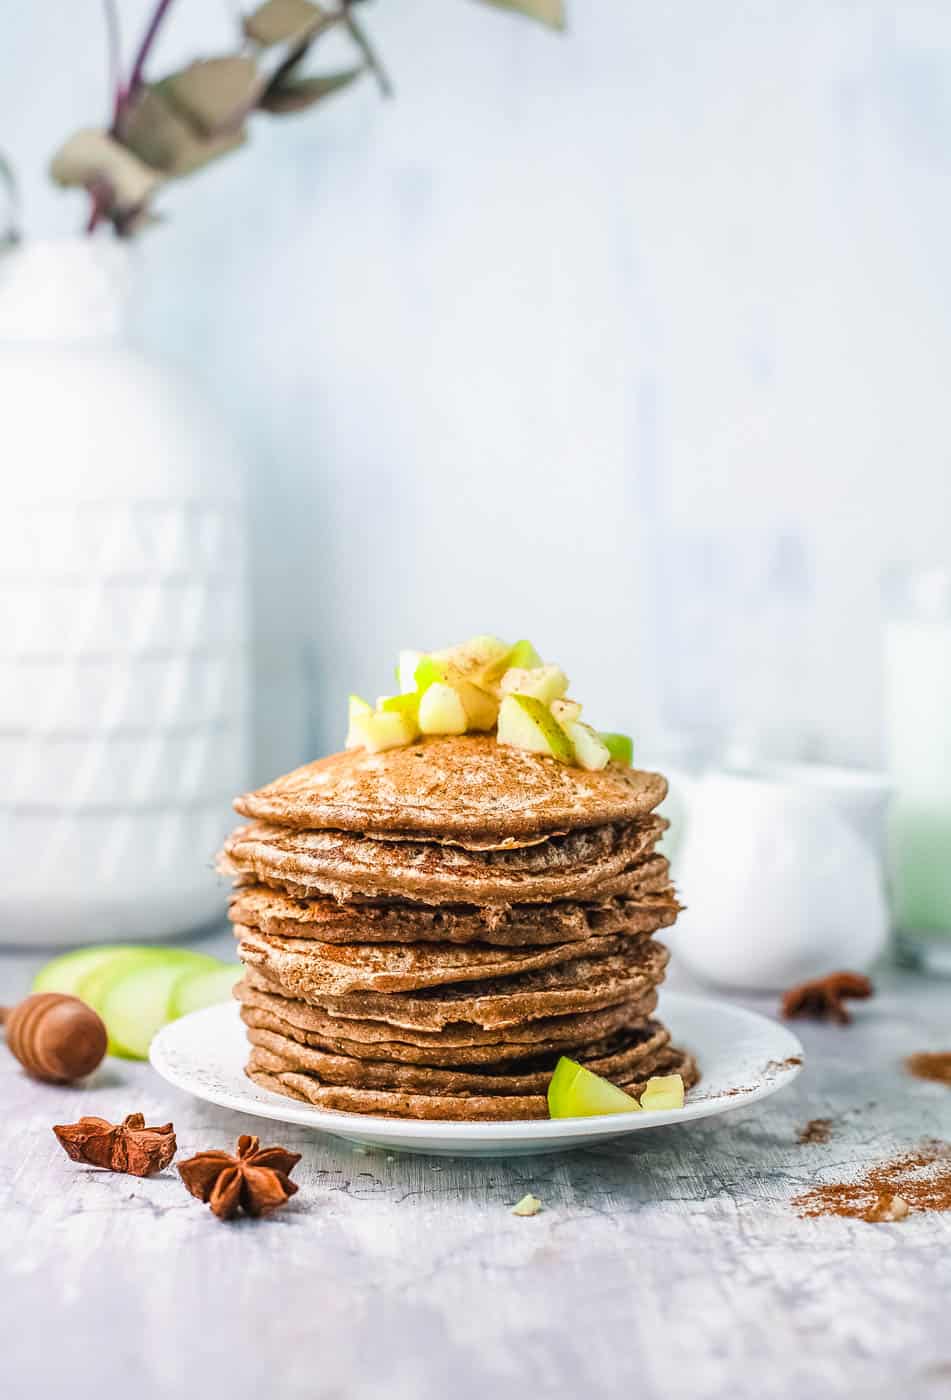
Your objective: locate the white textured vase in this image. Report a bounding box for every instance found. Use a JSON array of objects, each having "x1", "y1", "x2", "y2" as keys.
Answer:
[{"x1": 0, "y1": 239, "x2": 248, "y2": 946}]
